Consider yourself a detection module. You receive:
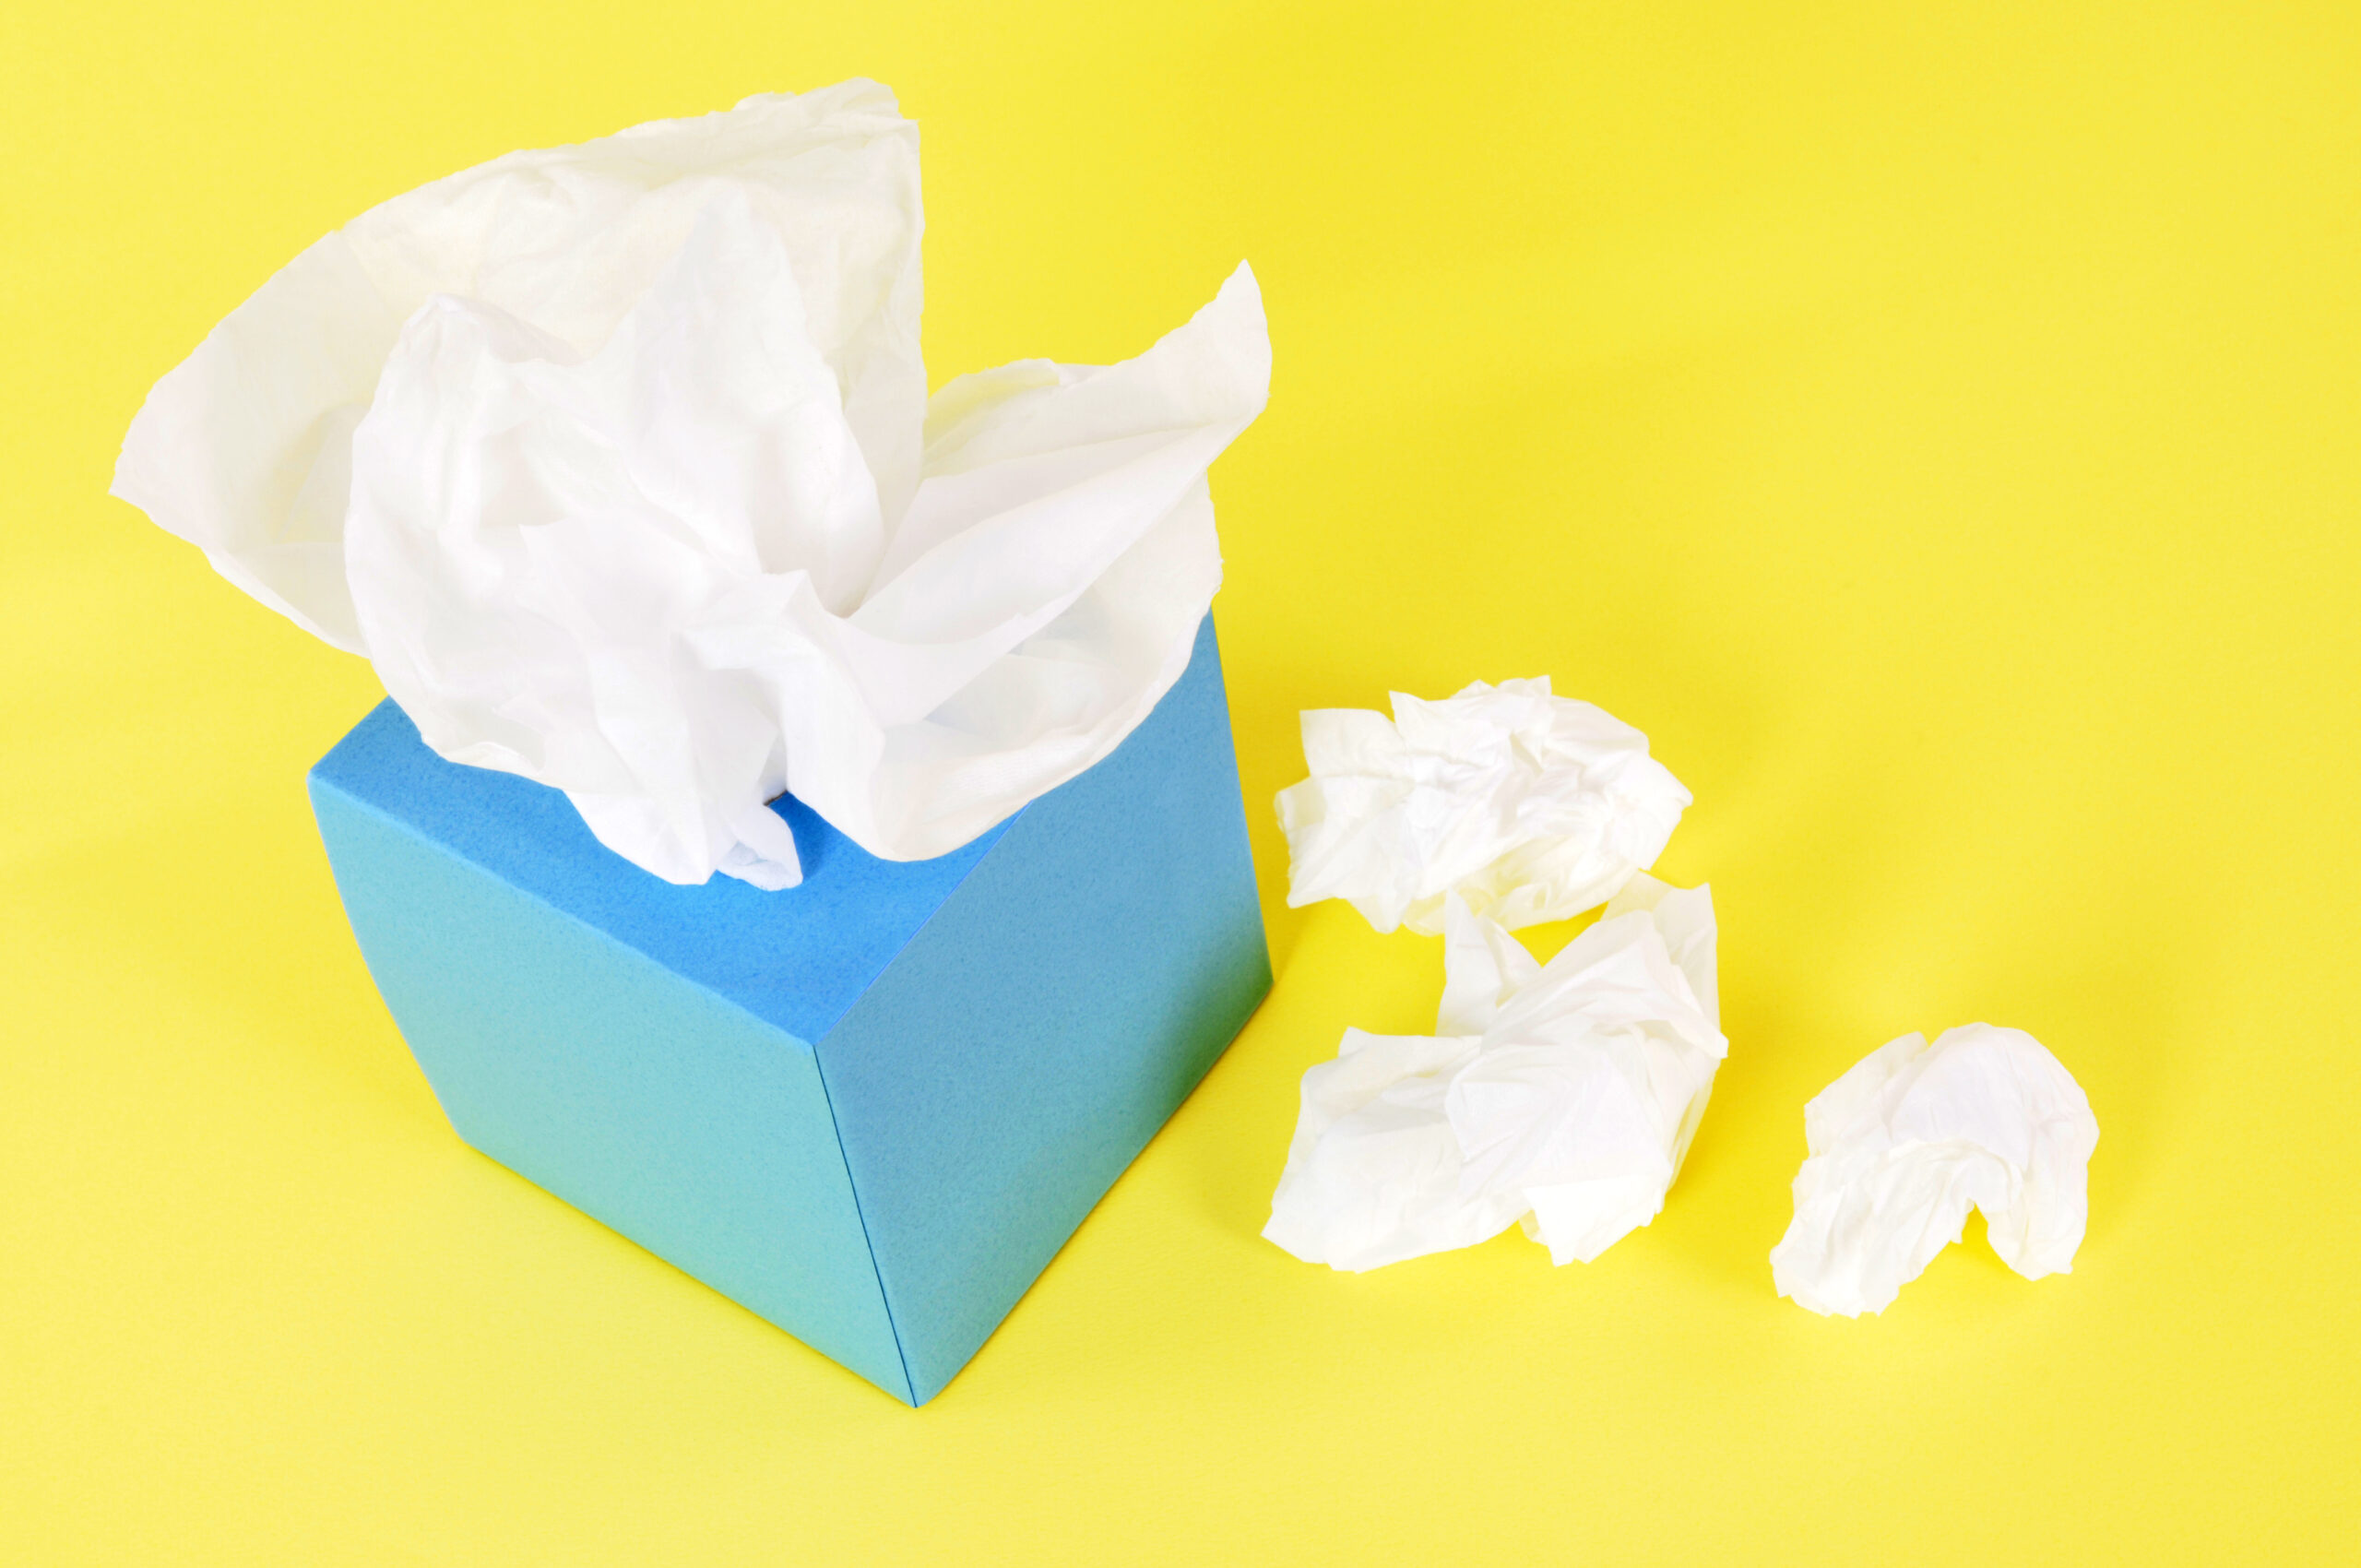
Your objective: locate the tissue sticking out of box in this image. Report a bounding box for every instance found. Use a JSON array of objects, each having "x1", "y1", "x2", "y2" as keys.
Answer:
[
  {"x1": 111, "y1": 80, "x2": 1270, "y2": 889},
  {"x1": 1264, "y1": 874, "x2": 1725, "y2": 1272},
  {"x1": 1276, "y1": 679, "x2": 1690, "y2": 935},
  {"x1": 1769, "y1": 1024, "x2": 2099, "y2": 1316}
]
